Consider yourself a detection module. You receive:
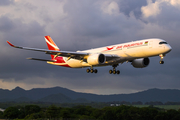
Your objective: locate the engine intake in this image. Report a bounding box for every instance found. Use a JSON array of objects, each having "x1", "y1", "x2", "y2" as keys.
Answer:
[
  {"x1": 131, "y1": 58, "x2": 150, "y2": 68},
  {"x1": 87, "y1": 53, "x2": 105, "y2": 65}
]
